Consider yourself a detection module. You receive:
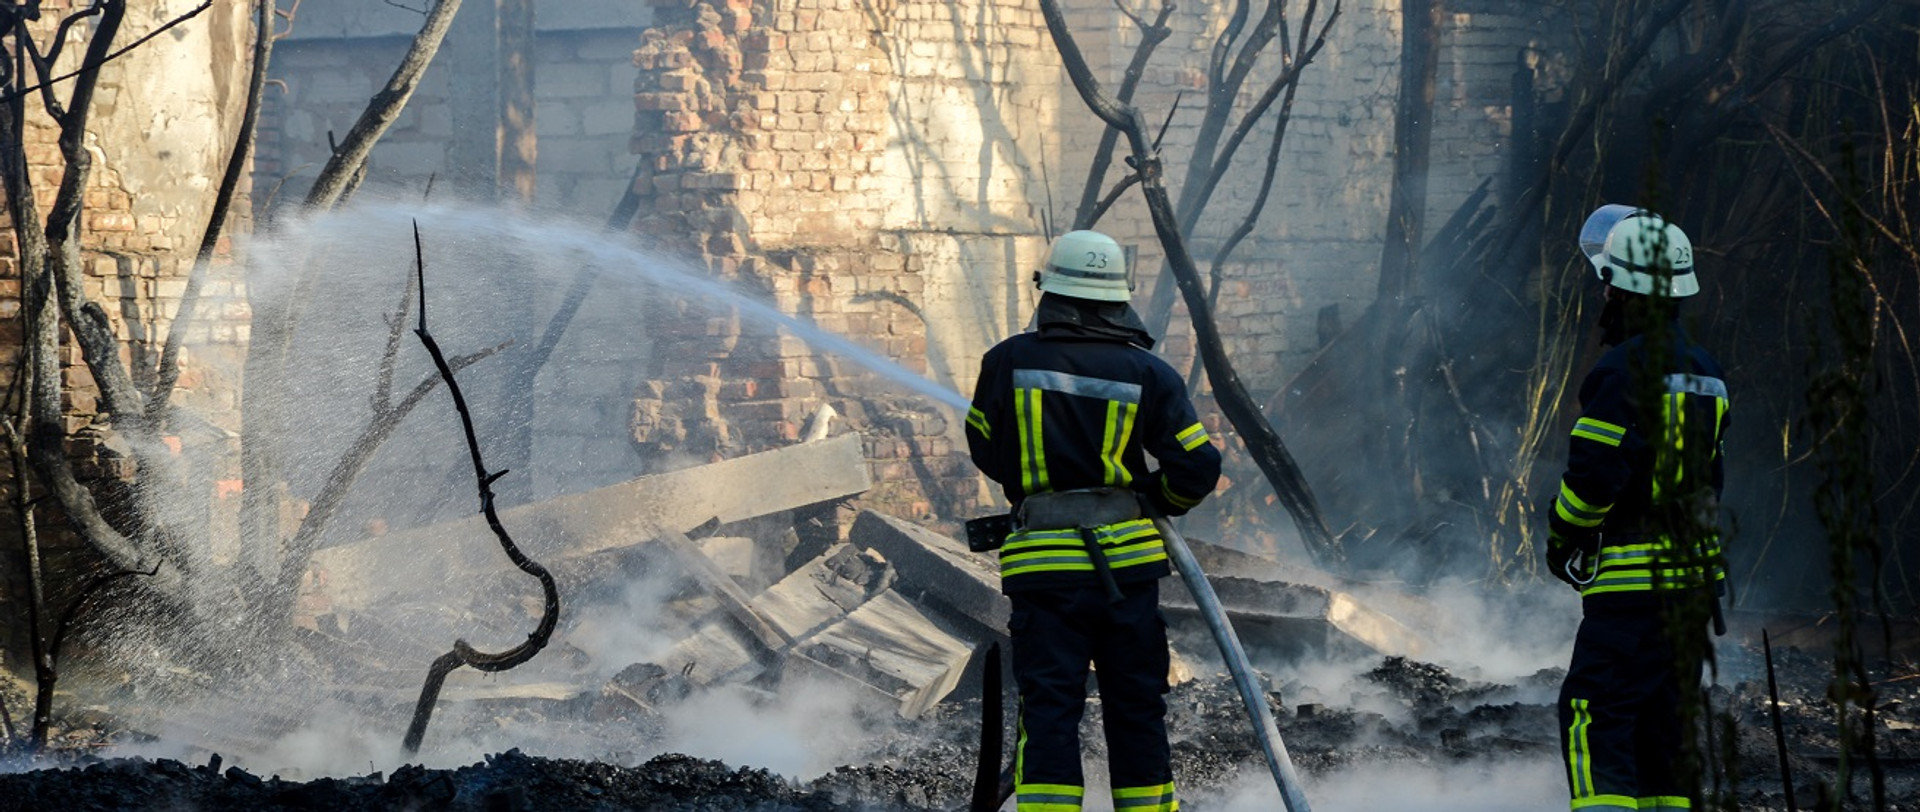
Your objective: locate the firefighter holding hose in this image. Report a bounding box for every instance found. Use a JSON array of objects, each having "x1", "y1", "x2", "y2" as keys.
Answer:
[
  {"x1": 1548, "y1": 207, "x2": 1731, "y2": 812},
  {"x1": 964, "y1": 229, "x2": 1220, "y2": 812}
]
